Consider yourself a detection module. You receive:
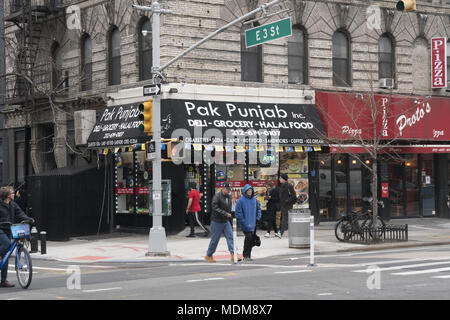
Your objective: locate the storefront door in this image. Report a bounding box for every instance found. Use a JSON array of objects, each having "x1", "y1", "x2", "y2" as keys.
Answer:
[
  {"x1": 421, "y1": 154, "x2": 436, "y2": 216},
  {"x1": 388, "y1": 161, "x2": 404, "y2": 217}
]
